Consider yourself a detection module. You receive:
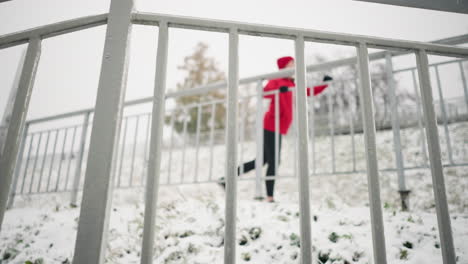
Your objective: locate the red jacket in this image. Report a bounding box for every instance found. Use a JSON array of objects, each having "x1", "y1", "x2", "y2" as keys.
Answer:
[{"x1": 263, "y1": 78, "x2": 328, "y2": 135}]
